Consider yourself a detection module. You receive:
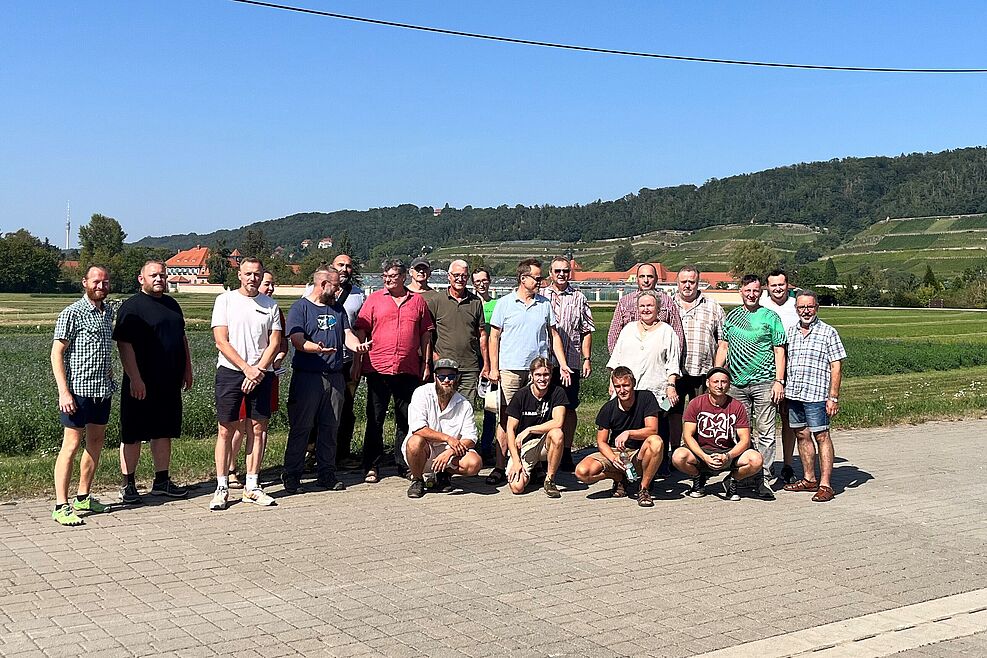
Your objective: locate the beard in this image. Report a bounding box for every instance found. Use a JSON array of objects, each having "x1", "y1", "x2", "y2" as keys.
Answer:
[
  {"x1": 319, "y1": 290, "x2": 337, "y2": 305},
  {"x1": 435, "y1": 382, "x2": 455, "y2": 405}
]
